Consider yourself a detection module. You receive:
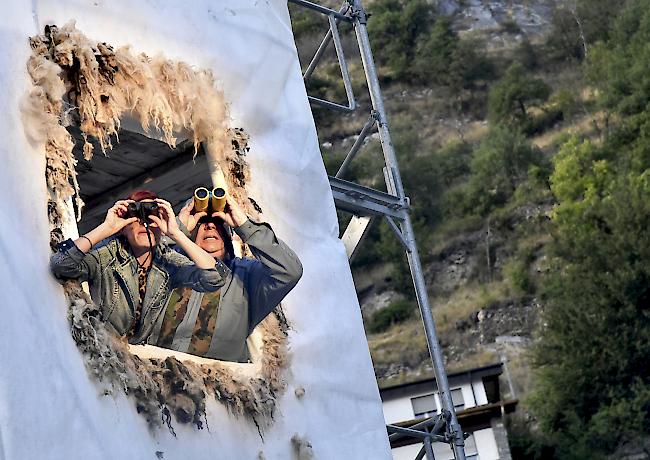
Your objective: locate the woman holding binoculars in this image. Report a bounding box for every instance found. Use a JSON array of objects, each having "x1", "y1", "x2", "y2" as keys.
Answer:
[{"x1": 50, "y1": 190, "x2": 229, "y2": 343}]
